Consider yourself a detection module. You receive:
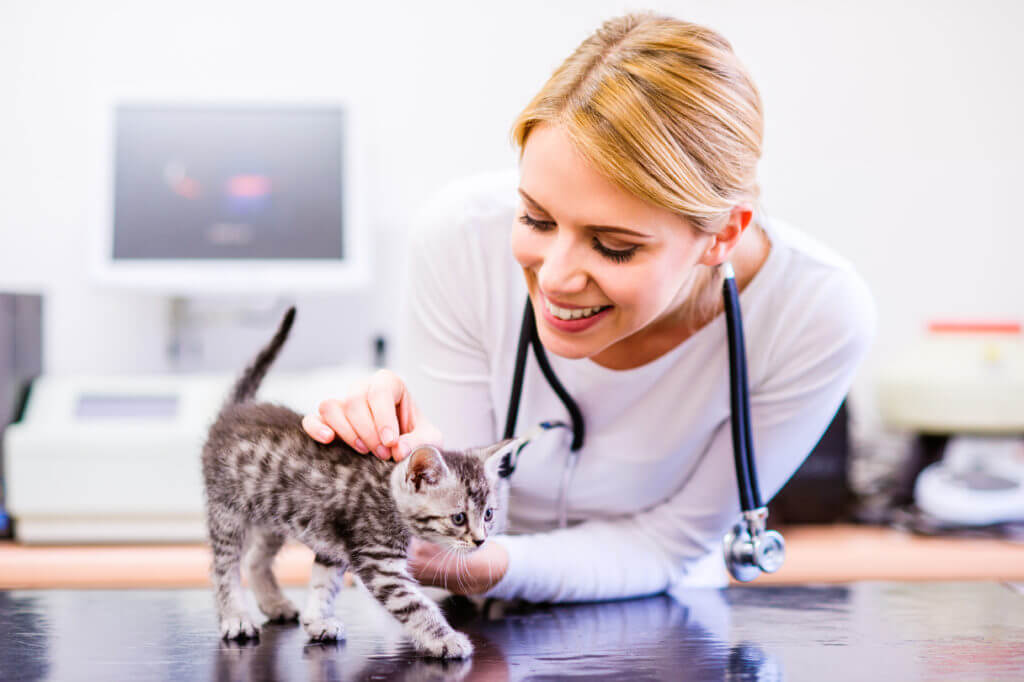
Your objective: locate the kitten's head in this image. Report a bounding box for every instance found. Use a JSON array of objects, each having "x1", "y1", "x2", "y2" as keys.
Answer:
[{"x1": 390, "y1": 440, "x2": 515, "y2": 553}]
